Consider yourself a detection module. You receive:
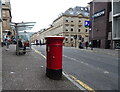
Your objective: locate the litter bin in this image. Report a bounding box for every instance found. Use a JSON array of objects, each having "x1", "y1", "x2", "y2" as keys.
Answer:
[{"x1": 45, "y1": 36, "x2": 65, "y2": 80}]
